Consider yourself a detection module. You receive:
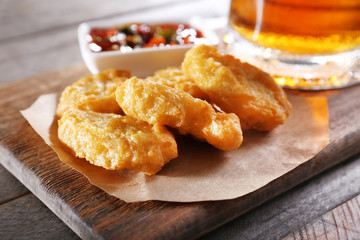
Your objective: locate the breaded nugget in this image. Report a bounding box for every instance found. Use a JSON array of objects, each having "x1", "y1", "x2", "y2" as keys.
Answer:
[
  {"x1": 116, "y1": 77, "x2": 243, "y2": 151},
  {"x1": 182, "y1": 45, "x2": 292, "y2": 131},
  {"x1": 56, "y1": 69, "x2": 131, "y2": 118},
  {"x1": 146, "y1": 67, "x2": 208, "y2": 100},
  {"x1": 58, "y1": 109, "x2": 178, "y2": 175}
]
